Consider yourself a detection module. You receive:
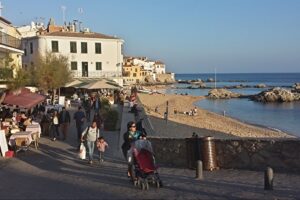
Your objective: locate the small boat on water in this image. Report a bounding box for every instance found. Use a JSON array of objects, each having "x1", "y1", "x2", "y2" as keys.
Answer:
[{"x1": 137, "y1": 89, "x2": 162, "y2": 94}]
